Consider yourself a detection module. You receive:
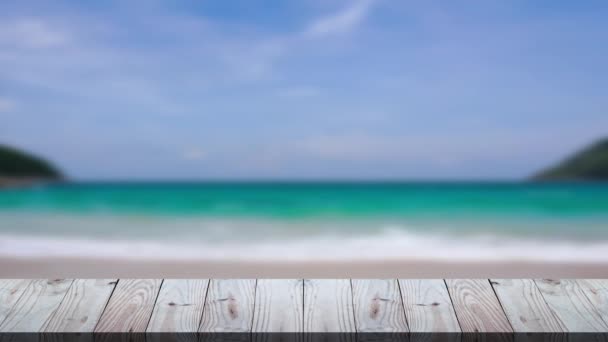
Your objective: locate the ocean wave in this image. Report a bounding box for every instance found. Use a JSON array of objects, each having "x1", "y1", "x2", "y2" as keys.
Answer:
[
  {"x1": 1, "y1": 230, "x2": 608, "y2": 263},
  {"x1": 2, "y1": 211, "x2": 608, "y2": 243}
]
